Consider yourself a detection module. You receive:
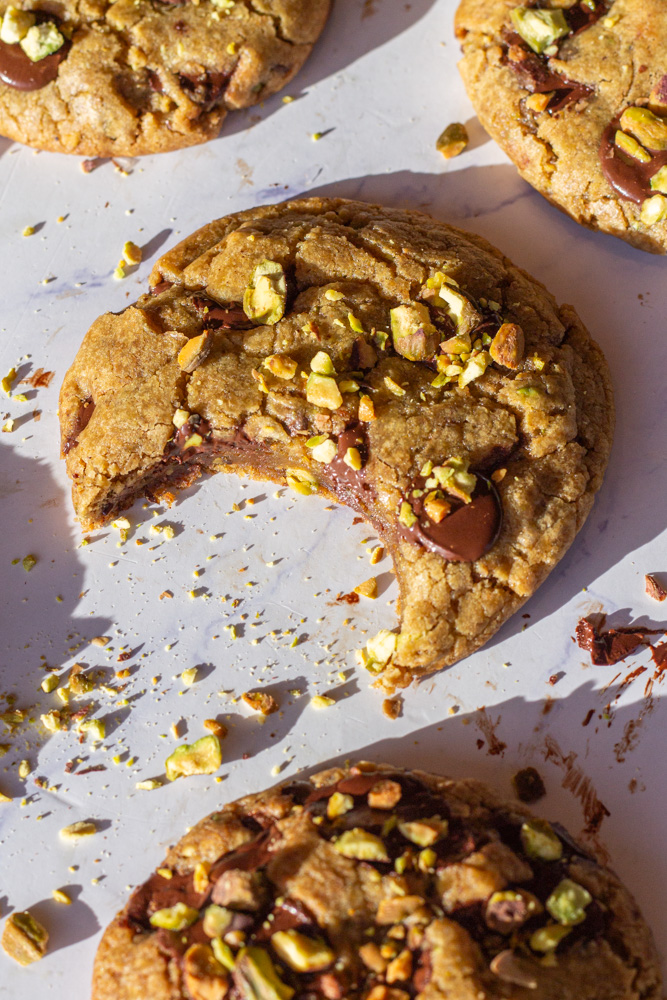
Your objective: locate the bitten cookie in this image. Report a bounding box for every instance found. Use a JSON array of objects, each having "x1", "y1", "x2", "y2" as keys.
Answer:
[
  {"x1": 0, "y1": 0, "x2": 330, "y2": 155},
  {"x1": 59, "y1": 197, "x2": 614, "y2": 690},
  {"x1": 455, "y1": 0, "x2": 667, "y2": 253},
  {"x1": 92, "y1": 761, "x2": 662, "y2": 1000}
]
